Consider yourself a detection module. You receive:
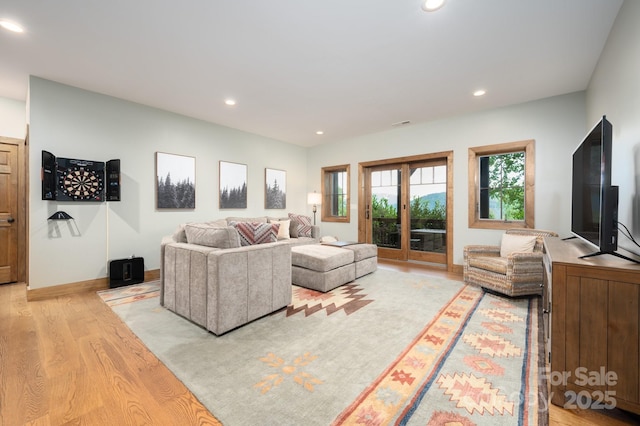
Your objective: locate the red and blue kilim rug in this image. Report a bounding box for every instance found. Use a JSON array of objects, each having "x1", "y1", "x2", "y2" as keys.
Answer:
[{"x1": 331, "y1": 285, "x2": 544, "y2": 425}]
